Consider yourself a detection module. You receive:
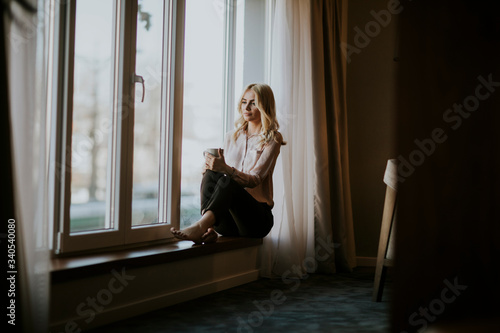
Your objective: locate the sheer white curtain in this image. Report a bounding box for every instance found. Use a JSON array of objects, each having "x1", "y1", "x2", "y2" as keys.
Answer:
[
  {"x1": 260, "y1": 0, "x2": 316, "y2": 278},
  {"x1": 7, "y1": 0, "x2": 50, "y2": 331},
  {"x1": 260, "y1": 0, "x2": 356, "y2": 277}
]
